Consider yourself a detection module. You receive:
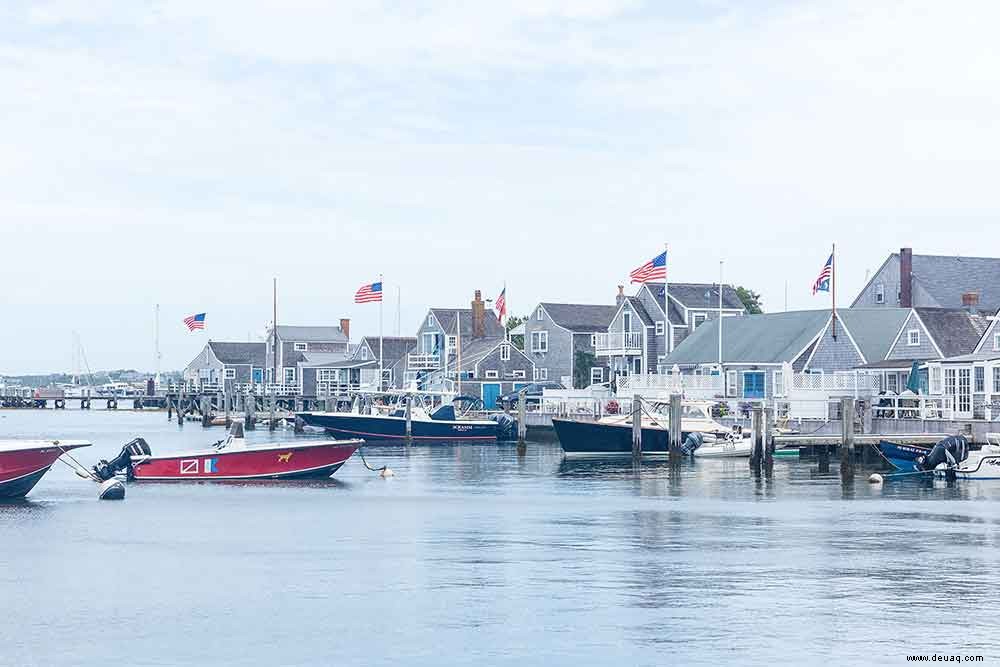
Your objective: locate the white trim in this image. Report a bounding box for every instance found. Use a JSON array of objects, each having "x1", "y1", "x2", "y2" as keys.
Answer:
[
  {"x1": 484, "y1": 370, "x2": 499, "y2": 379},
  {"x1": 536, "y1": 306, "x2": 544, "y2": 321},
  {"x1": 513, "y1": 369, "x2": 526, "y2": 379},
  {"x1": 850, "y1": 254, "x2": 895, "y2": 308},
  {"x1": 223, "y1": 368, "x2": 236, "y2": 380},
  {"x1": 293, "y1": 342, "x2": 308, "y2": 352},
  {"x1": 975, "y1": 308, "x2": 1000, "y2": 354},
  {"x1": 590, "y1": 367, "x2": 604, "y2": 384},
  {"x1": 906, "y1": 329, "x2": 920, "y2": 346},
  {"x1": 836, "y1": 317, "x2": 868, "y2": 365},
  {"x1": 909, "y1": 310, "x2": 945, "y2": 359},
  {"x1": 655, "y1": 321, "x2": 664, "y2": 336},
  {"x1": 530, "y1": 330, "x2": 548, "y2": 353}
]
